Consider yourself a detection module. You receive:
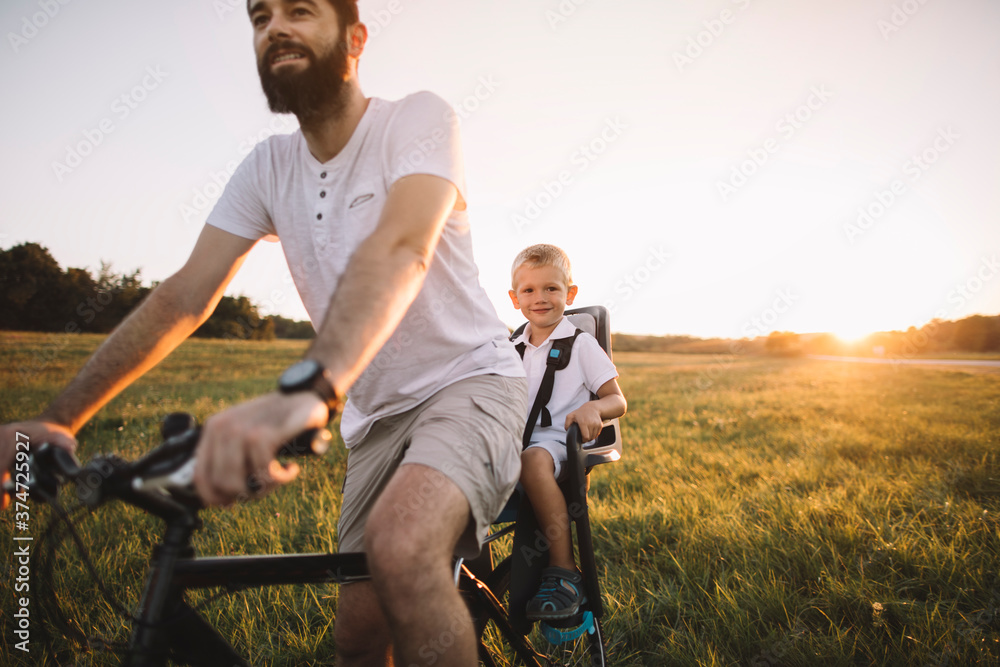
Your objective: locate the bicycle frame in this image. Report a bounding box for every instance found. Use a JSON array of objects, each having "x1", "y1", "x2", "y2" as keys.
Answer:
[
  {"x1": 123, "y1": 503, "x2": 544, "y2": 666},
  {"x1": 21, "y1": 420, "x2": 610, "y2": 666}
]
